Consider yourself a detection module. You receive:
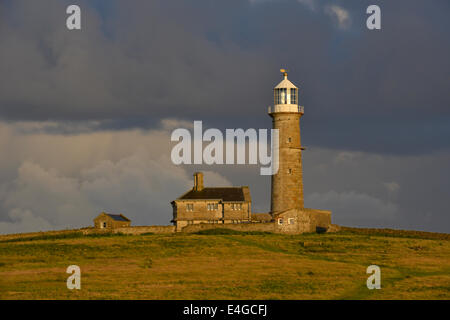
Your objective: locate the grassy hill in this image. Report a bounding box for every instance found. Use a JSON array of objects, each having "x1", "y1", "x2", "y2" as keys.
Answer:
[{"x1": 0, "y1": 227, "x2": 449, "y2": 300}]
